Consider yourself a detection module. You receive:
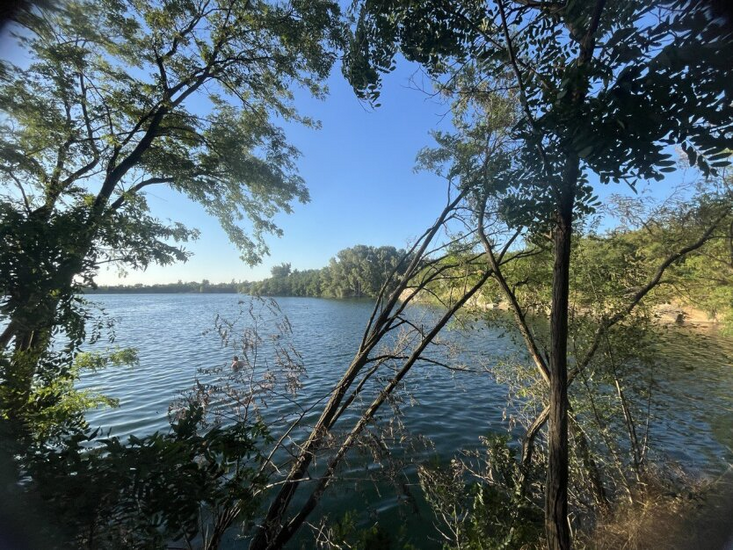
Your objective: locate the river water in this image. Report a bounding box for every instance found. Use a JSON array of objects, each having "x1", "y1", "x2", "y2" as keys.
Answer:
[{"x1": 77, "y1": 294, "x2": 733, "y2": 547}]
